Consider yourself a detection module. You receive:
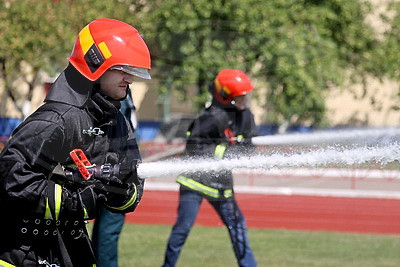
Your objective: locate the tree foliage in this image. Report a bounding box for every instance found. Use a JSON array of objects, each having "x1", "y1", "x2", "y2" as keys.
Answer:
[
  {"x1": 1, "y1": 0, "x2": 398, "y2": 127},
  {"x1": 380, "y1": 1, "x2": 400, "y2": 80},
  {"x1": 145, "y1": 0, "x2": 383, "y2": 126},
  {"x1": 0, "y1": 0, "x2": 137, "y2": 118}
]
